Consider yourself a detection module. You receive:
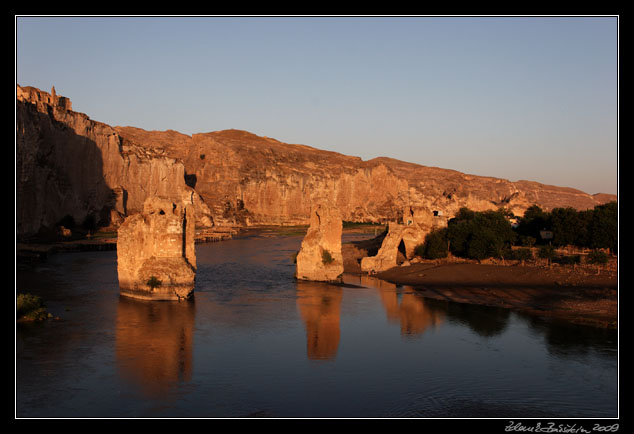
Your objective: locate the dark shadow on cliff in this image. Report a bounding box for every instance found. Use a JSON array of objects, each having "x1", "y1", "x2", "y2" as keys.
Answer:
[{"x1": 16, "y1": 100, "x2": 118, "y2": 243}]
